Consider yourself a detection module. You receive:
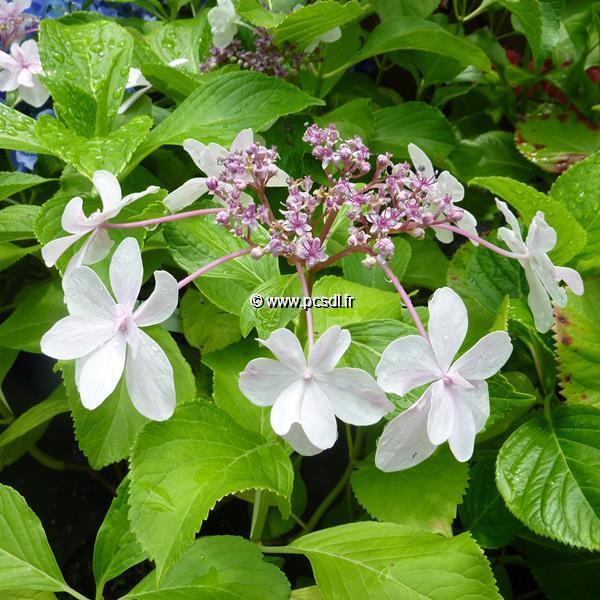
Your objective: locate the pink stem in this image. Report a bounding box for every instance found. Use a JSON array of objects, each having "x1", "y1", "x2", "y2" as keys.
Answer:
[
  {"x1": 177, "y1": 247, "x2": 253, "y2": 290},
  {"x1": 103, "y1": 208, "x2": 221, "y2": 230},
  {"x1": 296, "y1": 263, "x2": 314, "y2": 351},
  {"x1": 432, "y1": 223, "x2": 529, "y2": 260},
  {"x1": 378, "y1": 260, "x2": 429, "y2": 341}
]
